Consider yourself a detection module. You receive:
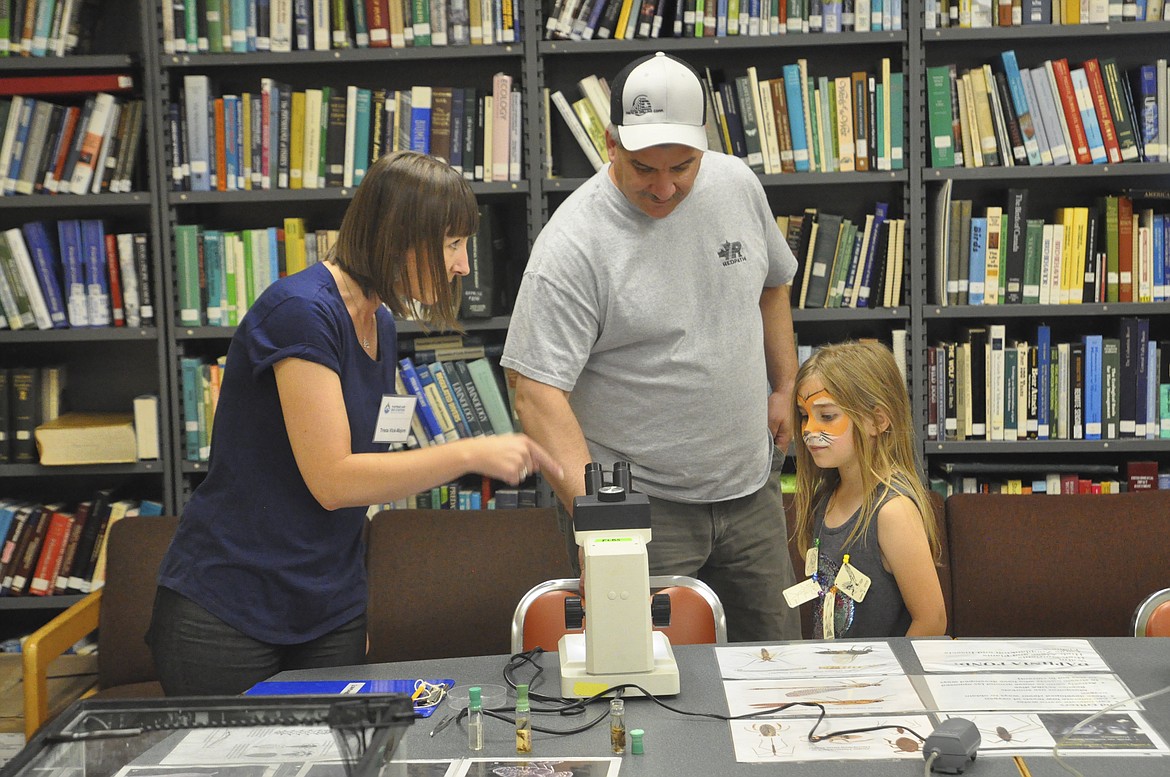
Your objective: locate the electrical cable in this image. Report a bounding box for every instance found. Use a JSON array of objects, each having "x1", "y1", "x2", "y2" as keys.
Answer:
[
  {"x1": 500, "y1": 647, "x2": 925, "y2": 744},
  {"x1": 924, "y1": 750, "x2": 939, "y2": 777},
  {"x1": 1051, "y1": 681, "x2": 1170, "y2": 777}
]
